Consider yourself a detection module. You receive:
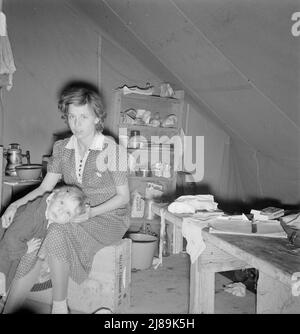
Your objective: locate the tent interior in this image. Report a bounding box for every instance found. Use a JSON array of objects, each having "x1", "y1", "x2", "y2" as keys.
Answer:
[{"x1": 0, "y1": 0, "x2": 299, "y2": 214}]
